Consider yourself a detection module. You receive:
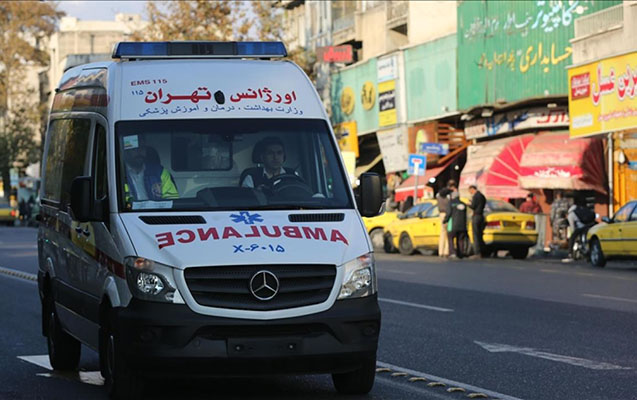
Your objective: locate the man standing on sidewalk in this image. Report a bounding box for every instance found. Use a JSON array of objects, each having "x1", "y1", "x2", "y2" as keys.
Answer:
[
  {"x1": 468, "y1": 185, "x2": 486, "y2": 258},
  {"x1": 436, "y1": 187, "x2": 451, "y2": 258}
]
